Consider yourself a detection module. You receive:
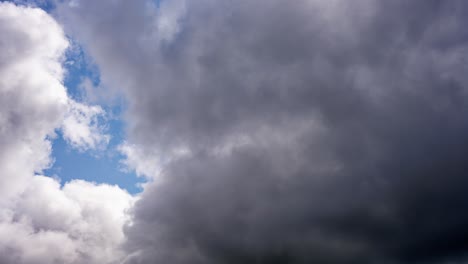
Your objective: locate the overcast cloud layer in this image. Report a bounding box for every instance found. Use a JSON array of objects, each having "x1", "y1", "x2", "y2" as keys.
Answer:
[
  {"x1": 4, "y1": 0, "x2": 468, "y2": 263},
  {"x1": 57, "y1": 0, "x2": 468, "y2": 263}
]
